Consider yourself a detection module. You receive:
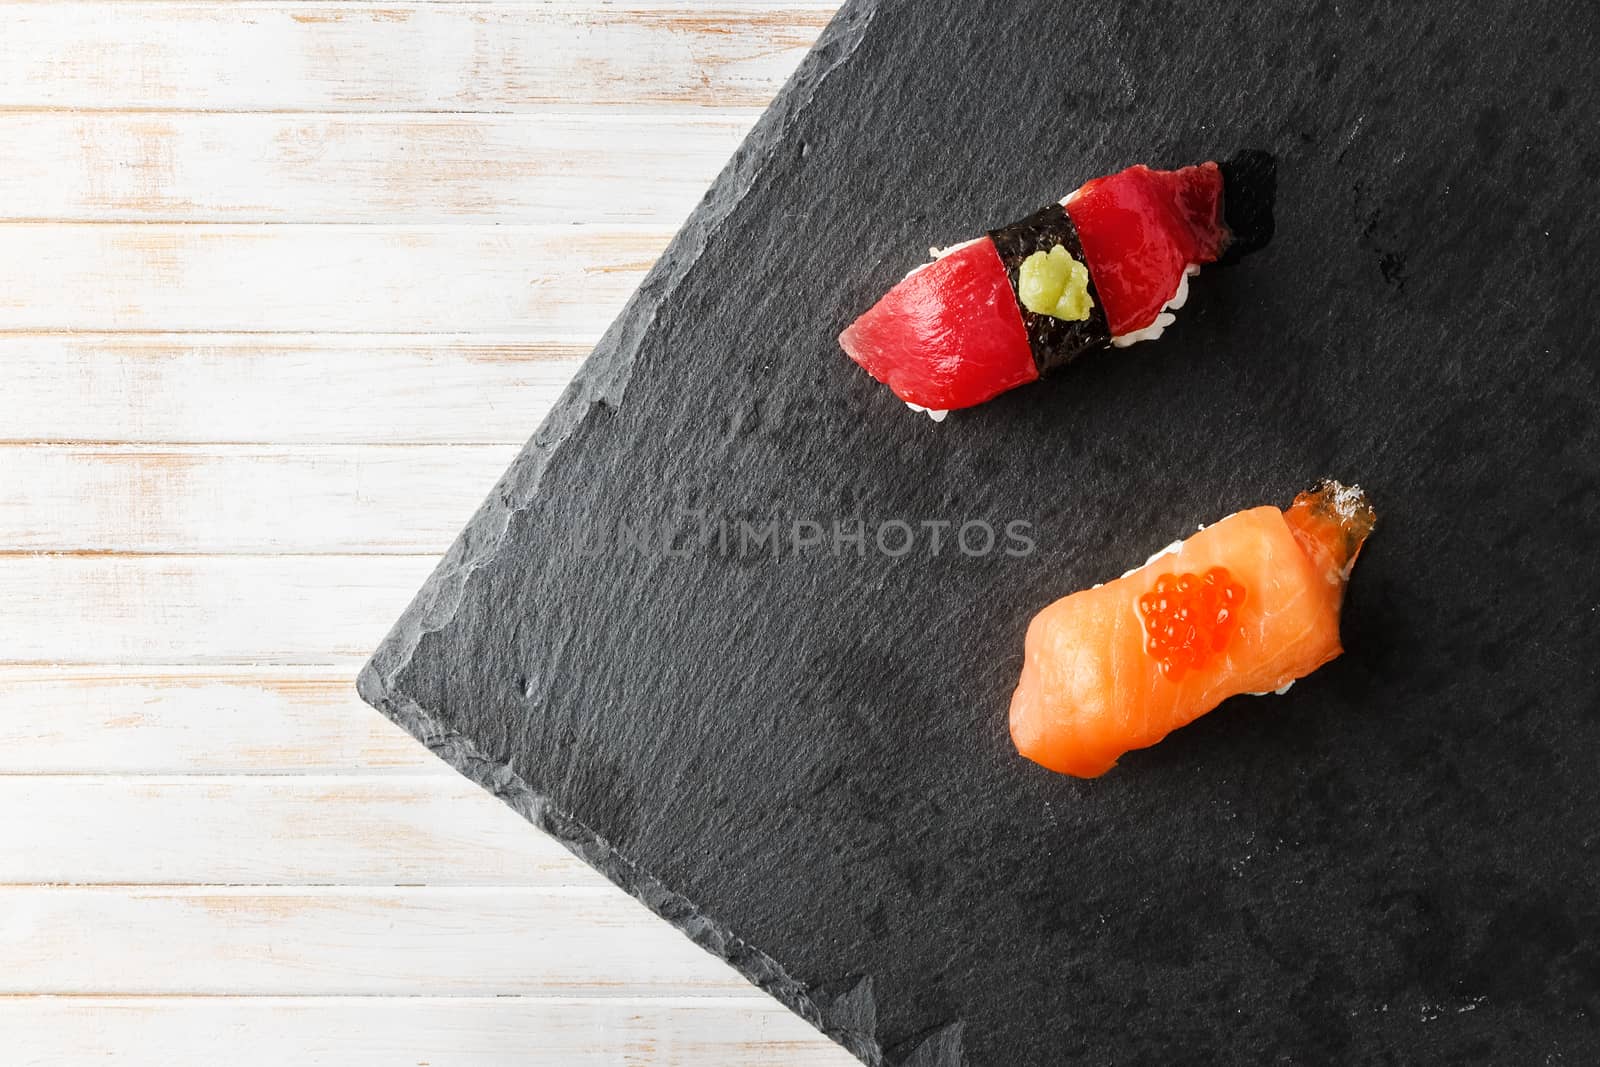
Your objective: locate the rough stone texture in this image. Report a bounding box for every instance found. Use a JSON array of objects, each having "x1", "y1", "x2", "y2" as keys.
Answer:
[{"x1": 360, "y1": 1, "x2": 1600, "y2": 1063}]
